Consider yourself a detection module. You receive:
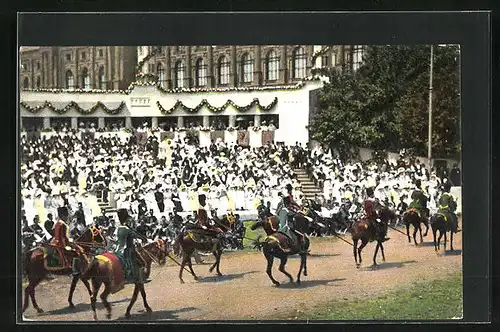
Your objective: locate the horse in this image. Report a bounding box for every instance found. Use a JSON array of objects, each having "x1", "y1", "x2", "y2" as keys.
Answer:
[
  {"x1": 22, "y1": 225, "x2": 107, "y2": 314},
  {"x1": 172, "y1": 225, "x2": 225, "y2": 284},
  {"x1": 402, "y1": 208, "x2": 429, "y2": 246},
  {"x1": 253, "y1": 214, "x2": 312, "y2": 286},
  {"x1": 82, "y1": 239, "x2": 167, "y2": 320},
  {"x1": 430, "y1": 213, "x2": 456, "y2": 252},
  {"x1": 349, "y1": 207, "x2": 392, "y2": 268}
]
